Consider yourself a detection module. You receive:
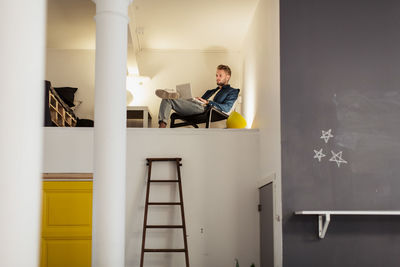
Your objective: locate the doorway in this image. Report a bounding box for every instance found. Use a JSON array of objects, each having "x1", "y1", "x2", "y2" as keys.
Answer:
[{"x1": 259, "y1": 182, "x2": 274, "y2": 267}]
